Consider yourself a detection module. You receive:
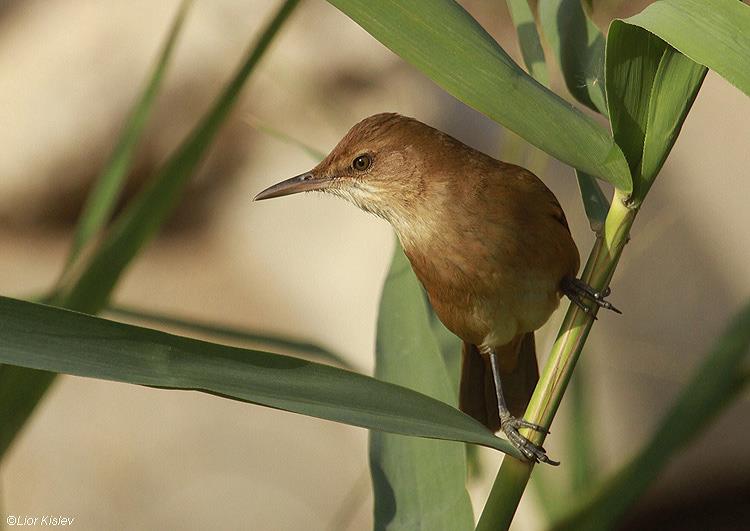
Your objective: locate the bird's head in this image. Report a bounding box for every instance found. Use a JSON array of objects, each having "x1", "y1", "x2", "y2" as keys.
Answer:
[{"x1": 254, "y1": 113, "x2": 446, "y2": 226}]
